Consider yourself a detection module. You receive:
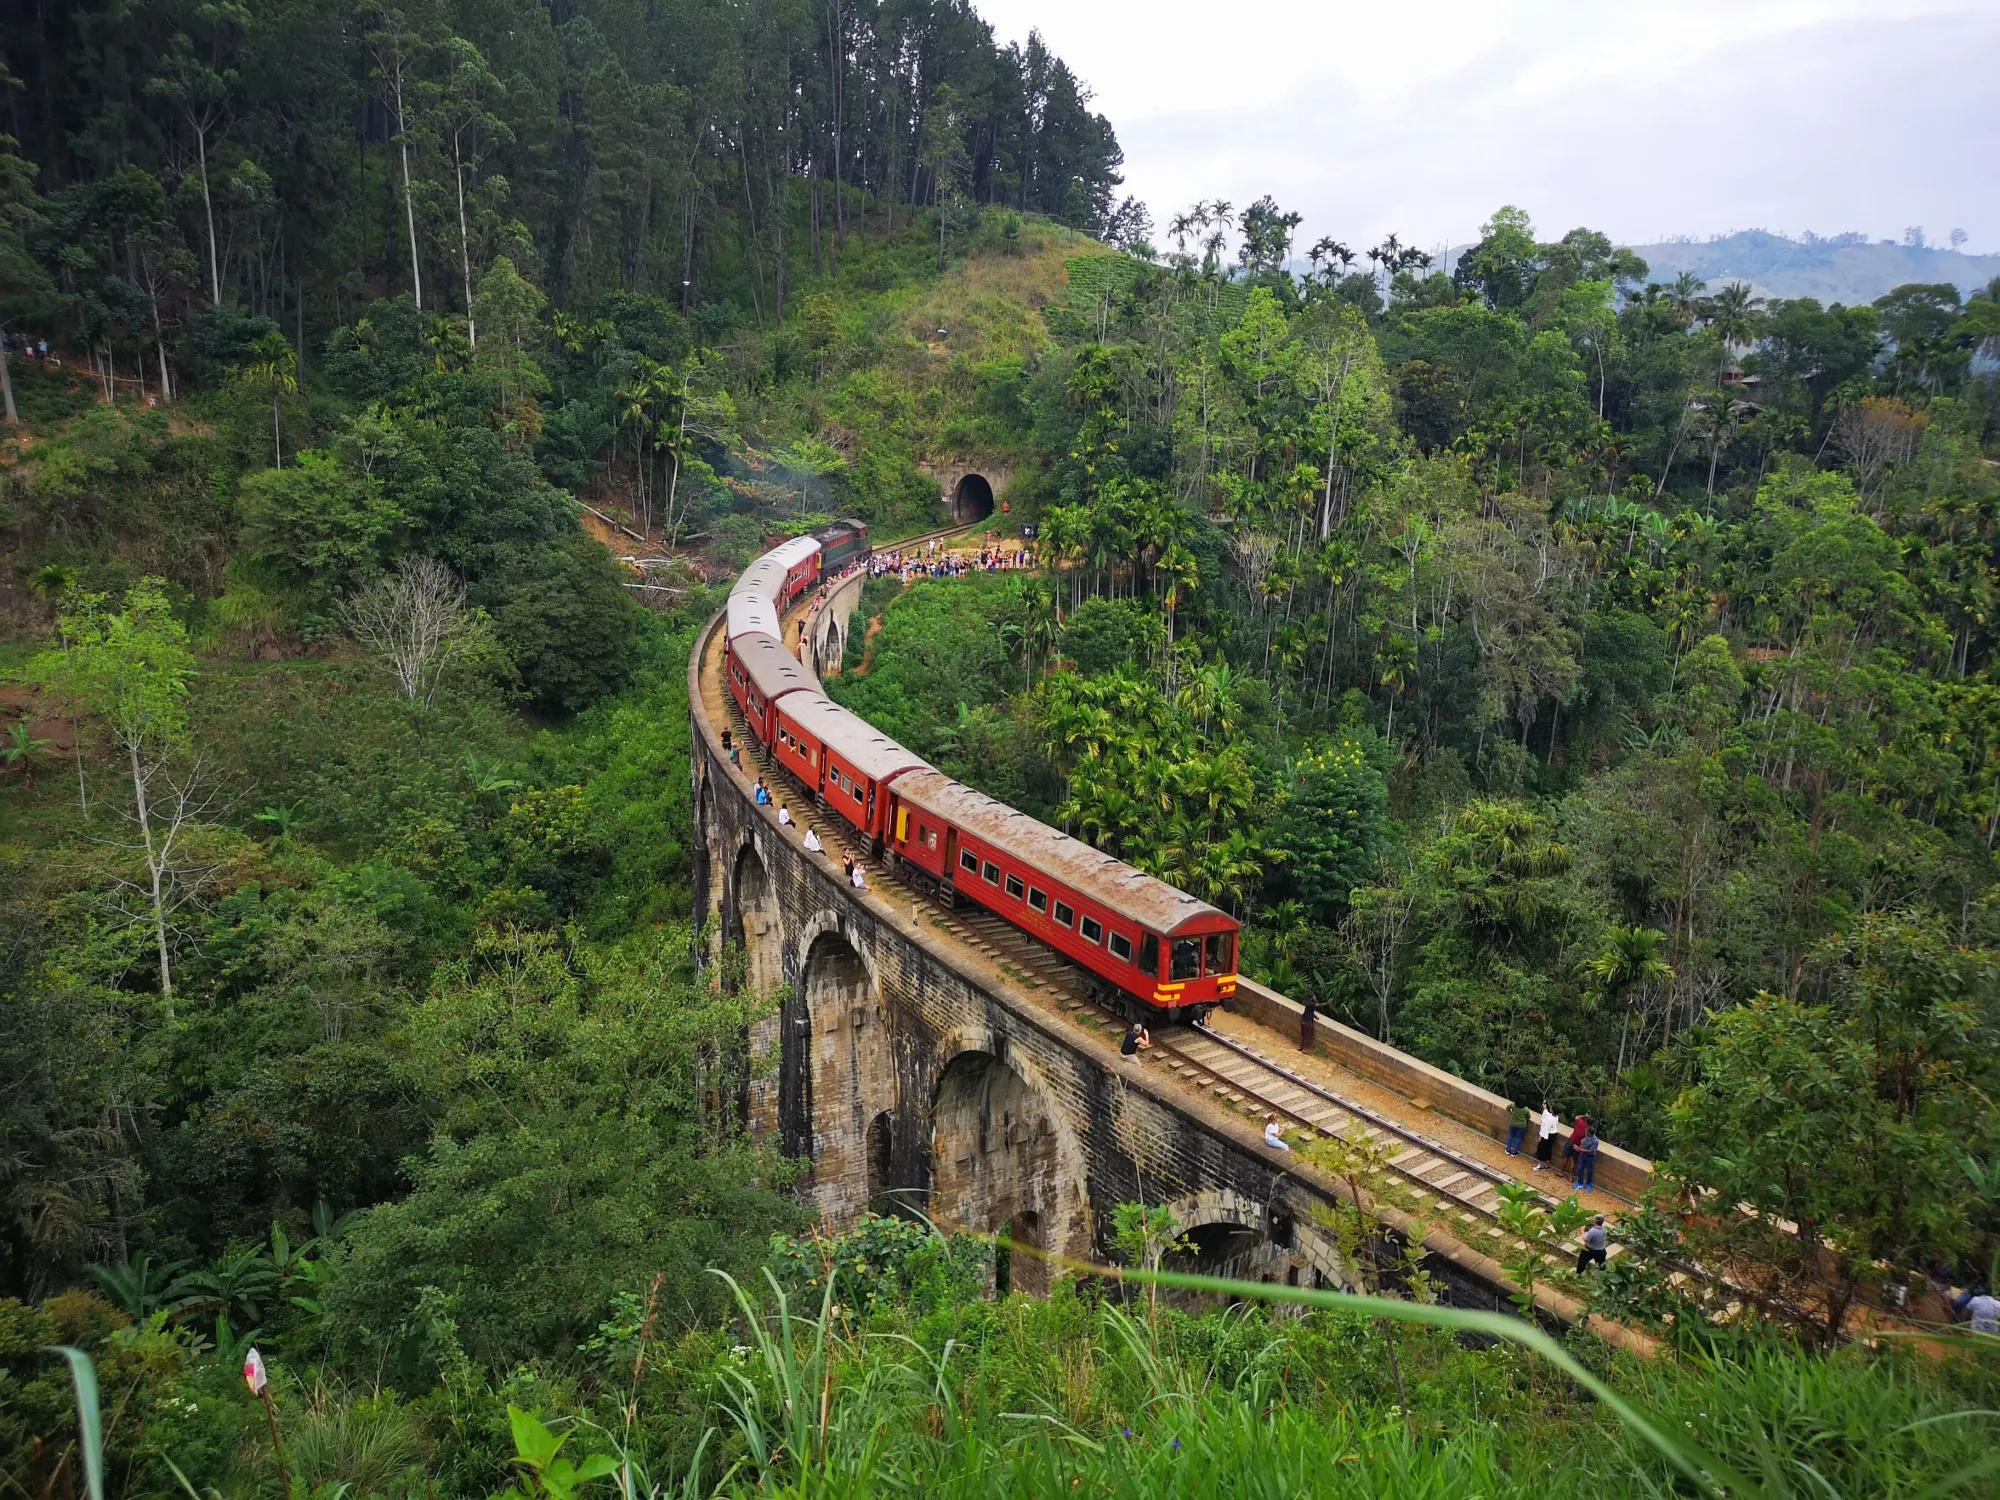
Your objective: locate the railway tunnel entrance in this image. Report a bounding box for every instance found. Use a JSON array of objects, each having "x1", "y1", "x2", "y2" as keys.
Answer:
[{"x1": 952, "y1": 473, "x2": 995, "y2": 524}]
